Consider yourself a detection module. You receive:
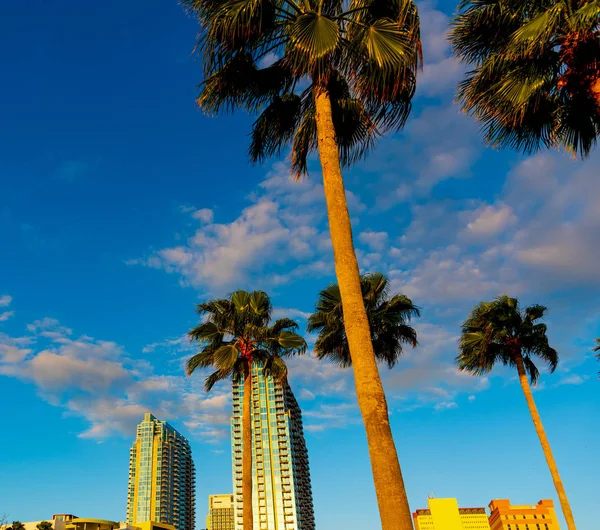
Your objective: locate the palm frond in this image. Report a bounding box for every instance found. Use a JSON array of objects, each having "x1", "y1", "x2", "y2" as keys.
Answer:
[
  {"x1": 458, "y1": 295, "x2": 560, "y2": 383},
  {"x1": 452, "y1": 0, "x2": 600, "y2": 158},
  {"x1": 310, "y1": 272, "x2": 418, "y2": 369}
]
